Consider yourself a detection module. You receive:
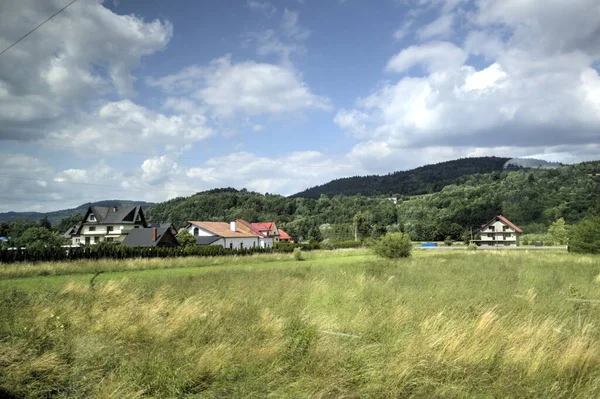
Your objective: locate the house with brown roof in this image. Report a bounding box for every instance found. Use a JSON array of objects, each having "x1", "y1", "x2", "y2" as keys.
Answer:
[
  {"x1": 184, "y1": 221, "x2": 262, "y2": 250},
  {"x1": 475, "y1": 215, "x2": 523, "y2": 247}
]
